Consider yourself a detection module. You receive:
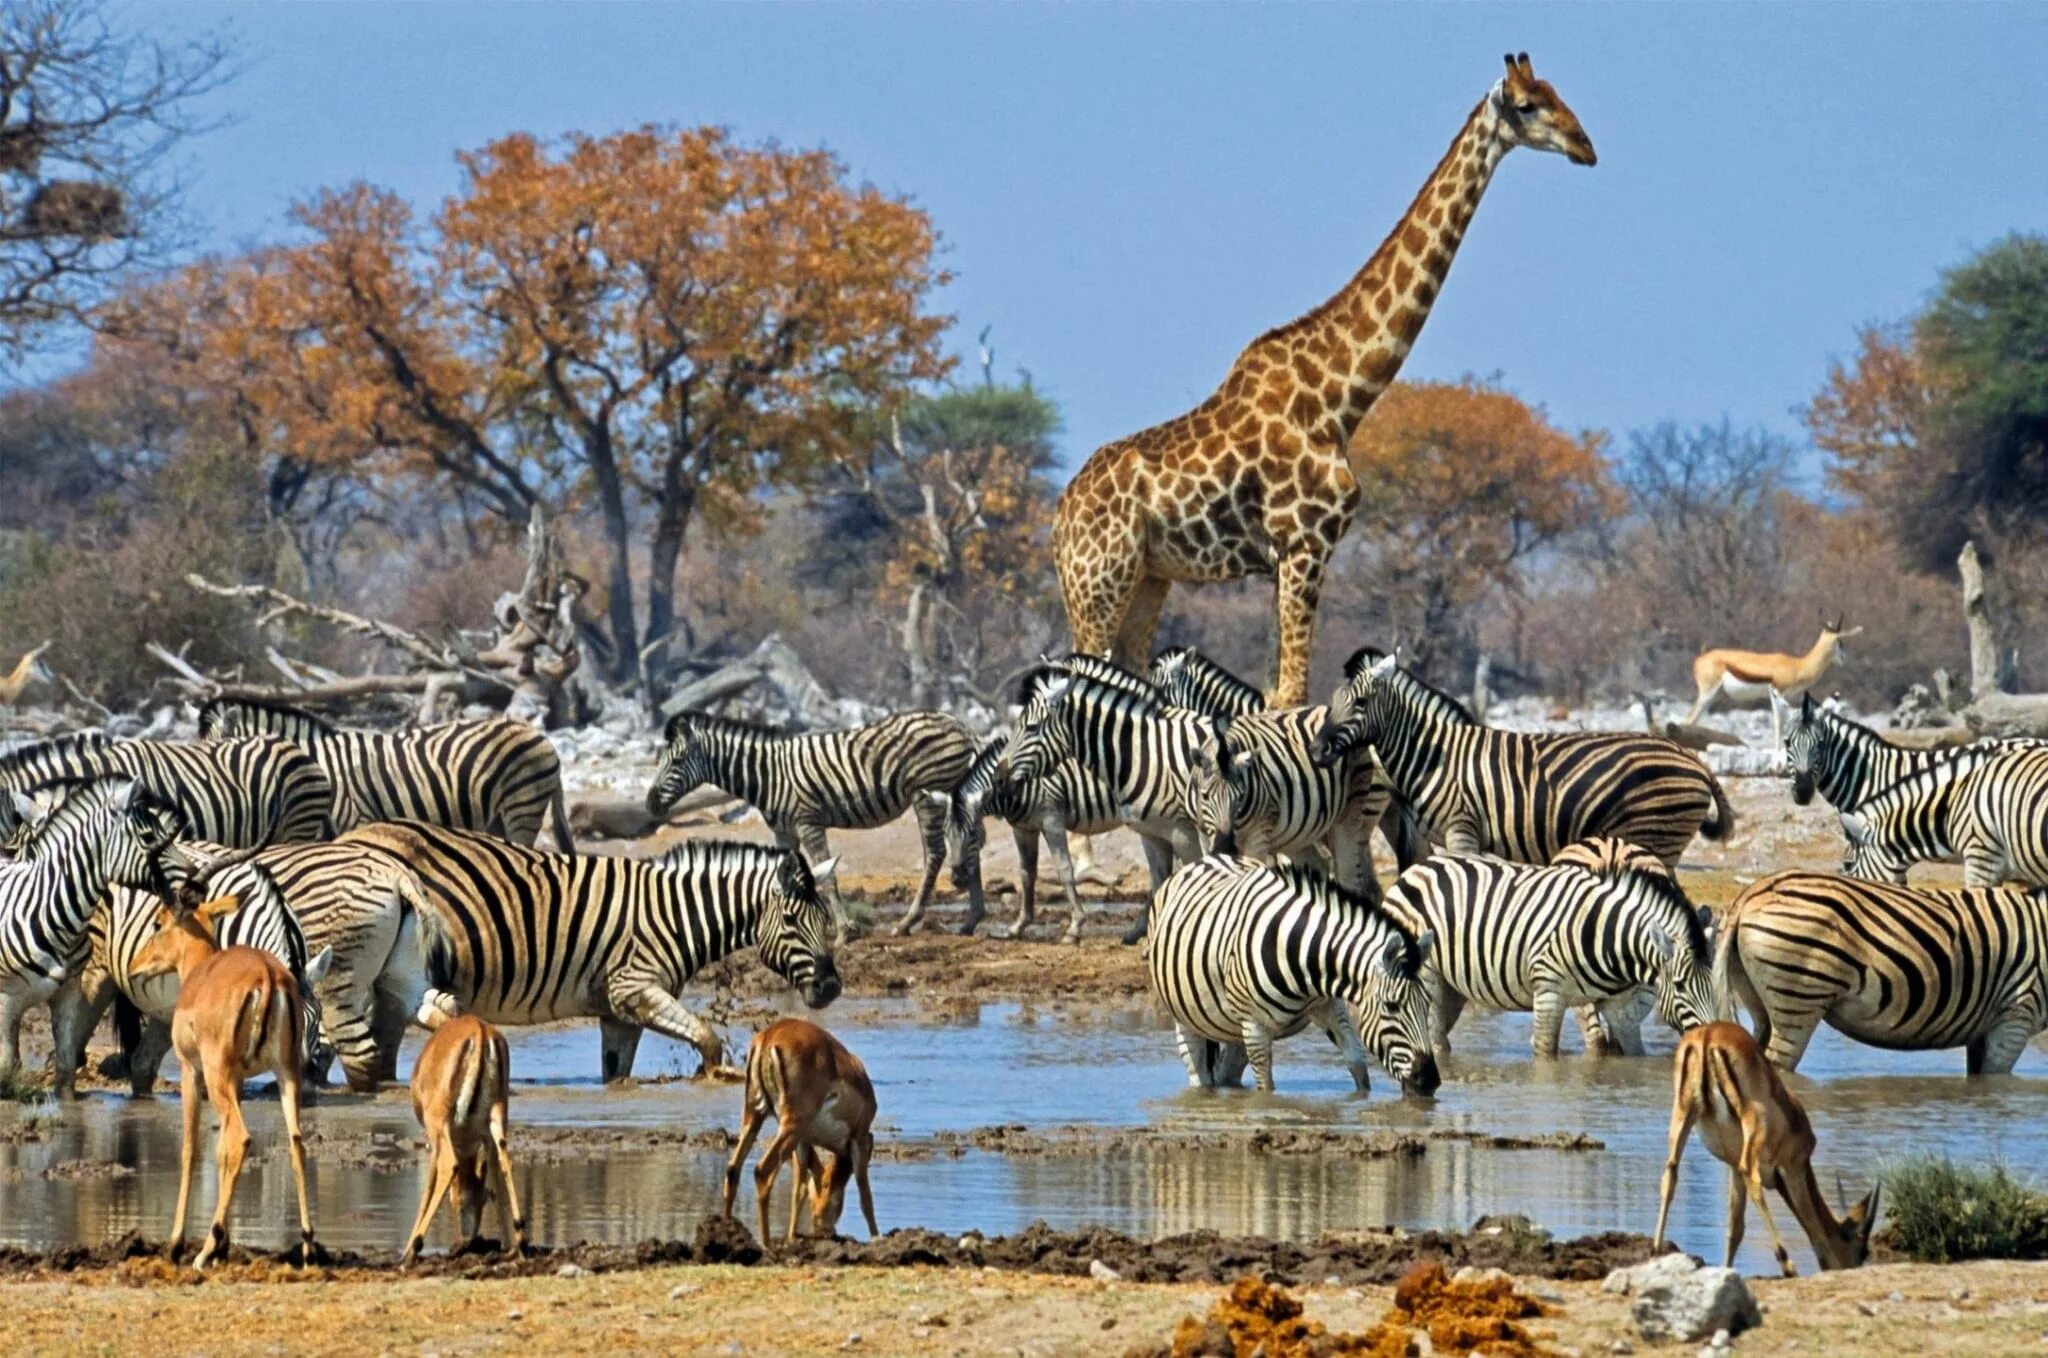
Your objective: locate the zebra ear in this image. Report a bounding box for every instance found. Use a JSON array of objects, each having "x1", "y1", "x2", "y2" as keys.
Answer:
[
  {"x1": 807, "y1": 855, "x2": 841, "y2": 881},
  {"x1": 8, "y1": 790, "x2": 35, "y2": 824},
  {"x1": 304, "y1": 946, "x2": 335, "y2": 988},
  {"x1": 1839, "y1": 810, "x2": 1869, "y2": 843},
  {"x1": 1696, "y1": 905, "x2": 1715, "y2": 936},
  {"x1": 662, "y1": 711, "x2": 689, "y2": 743}
]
